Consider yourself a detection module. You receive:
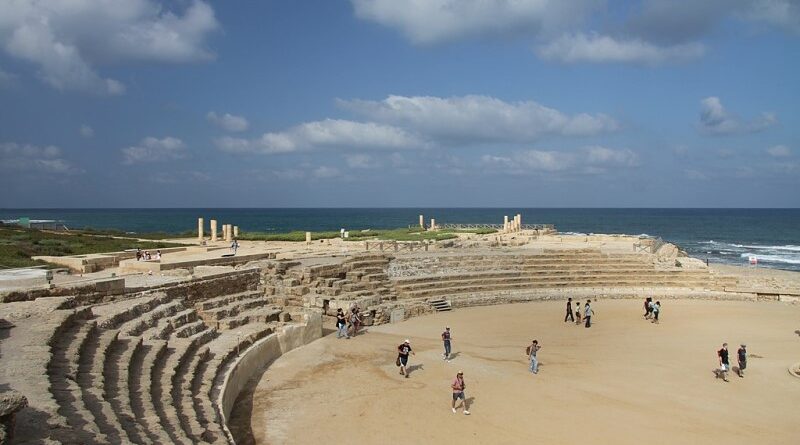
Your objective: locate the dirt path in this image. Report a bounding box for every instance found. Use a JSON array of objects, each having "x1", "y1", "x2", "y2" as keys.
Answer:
[{"x1": 232, "y1": 299, "x2": 800, "y2": 445}]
